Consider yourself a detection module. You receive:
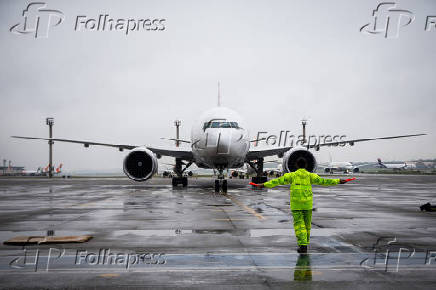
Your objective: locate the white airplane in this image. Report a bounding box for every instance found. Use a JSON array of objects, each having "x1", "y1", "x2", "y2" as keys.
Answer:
[
  {"x1": 262, "y1": 162, "x2": 283, "y2": 177},
  {"x1": 11, "y1": 97, "x2": 425, "y2": 192},
  {"x1": 160, "y1": 163, "x2": 194, "y2": 179},
  {"x1": 229, "y1": 160, "x2": 280, "y2": 179},
  {"x1": 318, "y1": 152, "x2": 373, "y2": 174},
  {"x1": 229, "y1": 164, "x2": 250, "y2": 179},
  {"x1": 320, "y1": 161, "x2": 360, "y2": 174},
  {"x1": 21, "y1": 167, "x2": 42, "y2": 176},
  {"x1": 377, "y1": 158, "x2": 415, "y2": 170}
]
